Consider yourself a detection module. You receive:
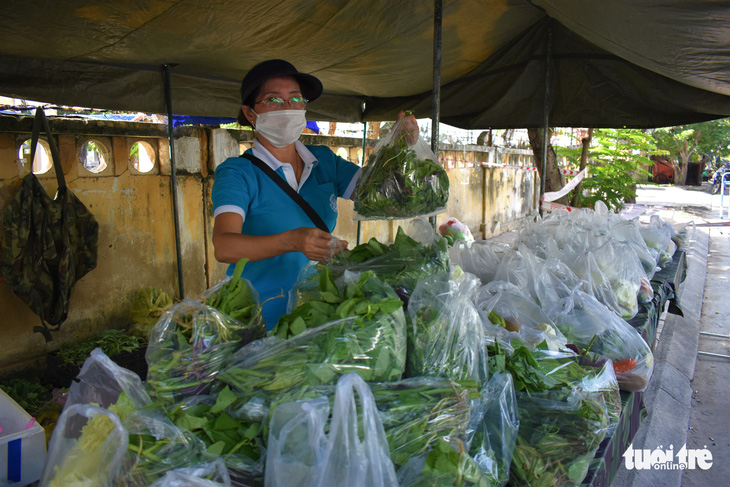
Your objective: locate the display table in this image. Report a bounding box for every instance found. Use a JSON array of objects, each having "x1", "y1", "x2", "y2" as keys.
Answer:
[{"x1": 583, "y1": 250, "x2": 687, "y2": 487}]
